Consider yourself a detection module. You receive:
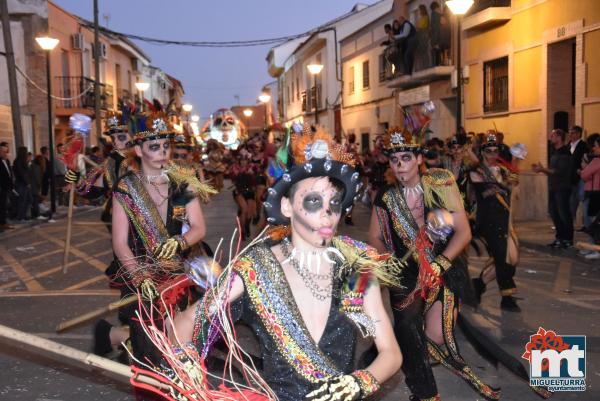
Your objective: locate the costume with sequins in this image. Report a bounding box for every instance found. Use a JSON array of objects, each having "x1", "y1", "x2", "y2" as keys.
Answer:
[
  {"x1": 192, "y1": 236, "x2": 382, "y2": 401},
  {"x1": 112, "y1": 170, "x2": 198, "y2": 366},
  {"x1": 470, "y1": 162, "x2": 519, "y2": 296},
  {"x1": 374, "y1": 168, "x2": 499, "y2": 401}
]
